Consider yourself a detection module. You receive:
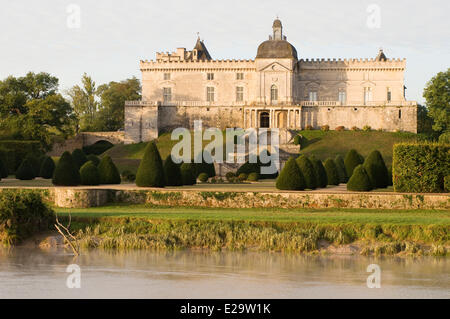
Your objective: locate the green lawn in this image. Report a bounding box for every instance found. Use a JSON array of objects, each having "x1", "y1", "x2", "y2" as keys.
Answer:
[{"x1": 55, "y1": 204, "x2": 450, "y2": 225}]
